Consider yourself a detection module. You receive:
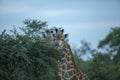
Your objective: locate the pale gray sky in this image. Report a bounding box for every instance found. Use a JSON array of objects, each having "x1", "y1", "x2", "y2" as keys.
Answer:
[{"x1": 0, "y1": 0, "x2": 120, "y2": 49}]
